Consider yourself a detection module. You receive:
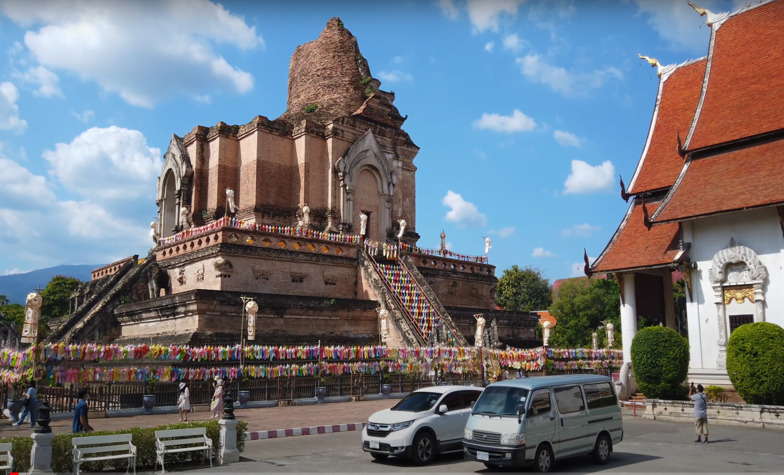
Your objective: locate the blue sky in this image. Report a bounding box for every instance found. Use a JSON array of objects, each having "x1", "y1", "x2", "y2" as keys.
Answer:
[{"x1": 0, "y1": 0, "x2": 742, "y2": 283}]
